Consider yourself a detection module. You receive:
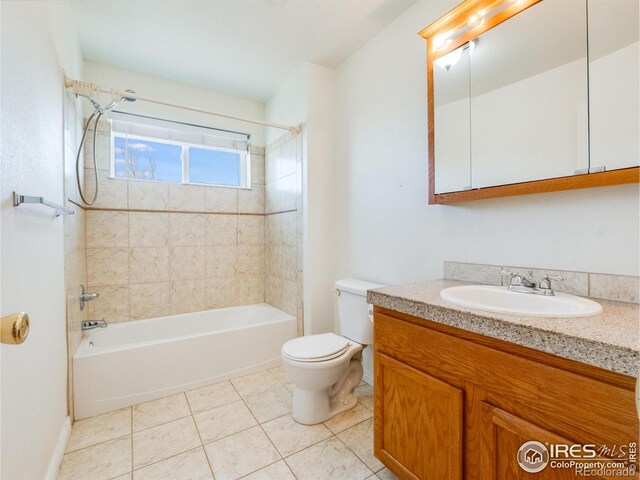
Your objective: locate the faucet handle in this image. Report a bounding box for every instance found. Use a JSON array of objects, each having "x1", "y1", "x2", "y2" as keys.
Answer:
[
  {"x1": 539, "y1": 274, "x2": 565, "y2": 290},
  {"x1": 500, "y1": 270, "x2": 518, "y2": 278}
]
